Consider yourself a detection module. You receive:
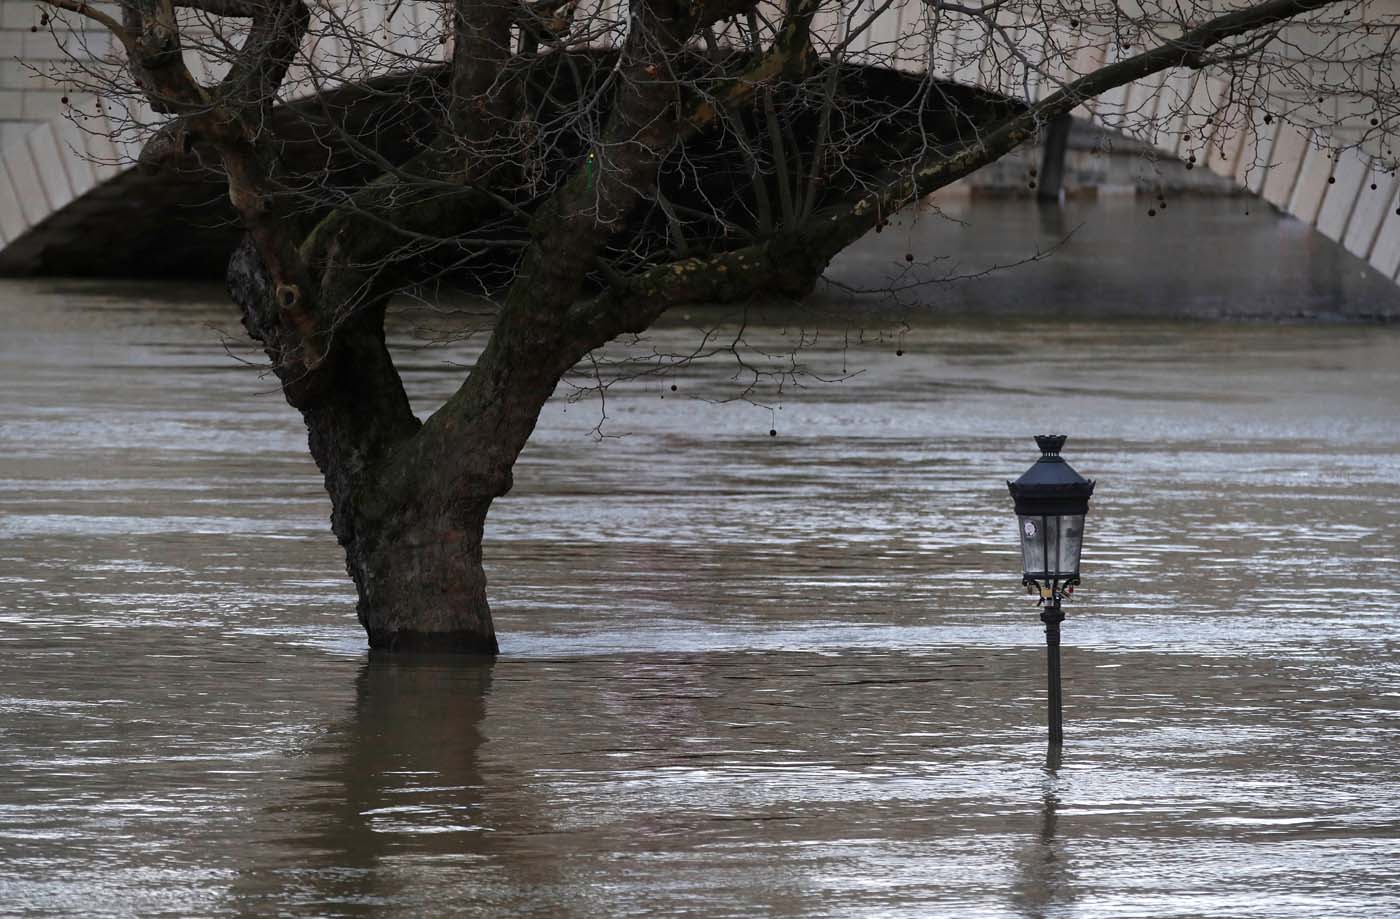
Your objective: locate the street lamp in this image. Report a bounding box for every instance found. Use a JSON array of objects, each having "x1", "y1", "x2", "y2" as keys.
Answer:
[{"x1": 1008, "y1": 434, "x2": 1095, "y2": 747}]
